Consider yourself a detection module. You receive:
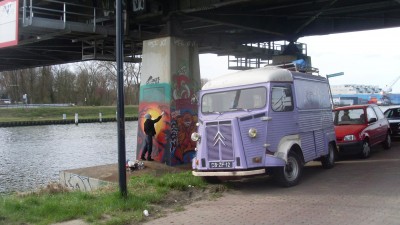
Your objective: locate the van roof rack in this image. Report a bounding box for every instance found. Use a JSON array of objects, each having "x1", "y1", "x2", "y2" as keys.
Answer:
[{"x1": 272, "y1": 61, "x2": 320, "y2": 75}]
